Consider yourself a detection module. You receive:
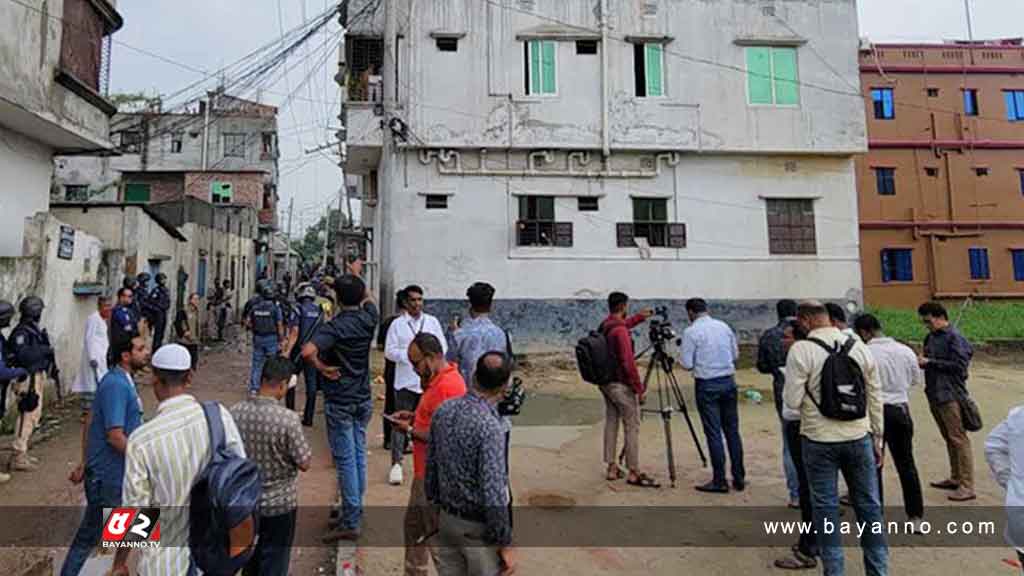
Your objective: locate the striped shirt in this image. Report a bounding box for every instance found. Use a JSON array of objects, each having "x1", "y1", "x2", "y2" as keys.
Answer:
[{"x1": 121, "y1": 394, "x2": 245, "y2": 576}]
